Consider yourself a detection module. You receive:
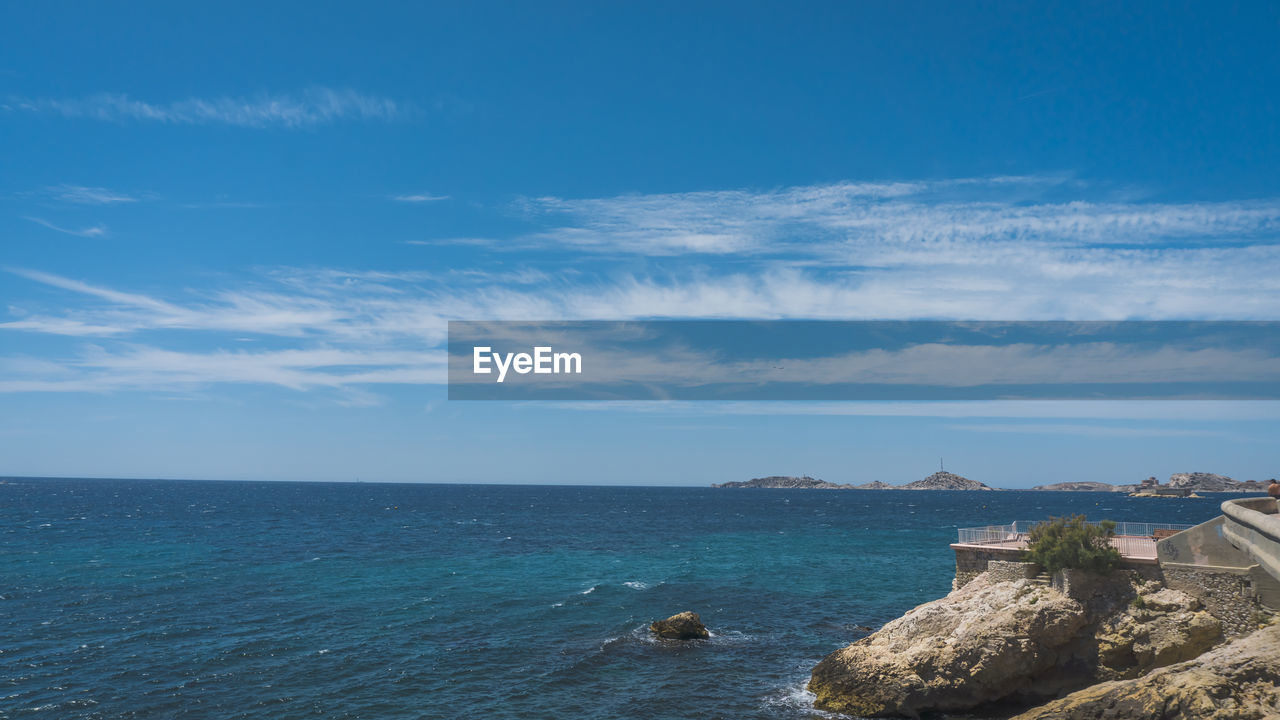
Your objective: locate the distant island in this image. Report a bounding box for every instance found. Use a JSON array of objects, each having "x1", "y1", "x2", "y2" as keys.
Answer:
[
  {"x1": 714, "y1": 471, "x2": 1271, "y2": 493},
  {"x1": 712, "y1": 475, "x2": 852, "y2": 489},
  {"x1": 1031, "y1": 472, "x2": 1270, "y2": 494},
  {"x1": 712, "y1": 470, "x2": 998, "y2": 491}
]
